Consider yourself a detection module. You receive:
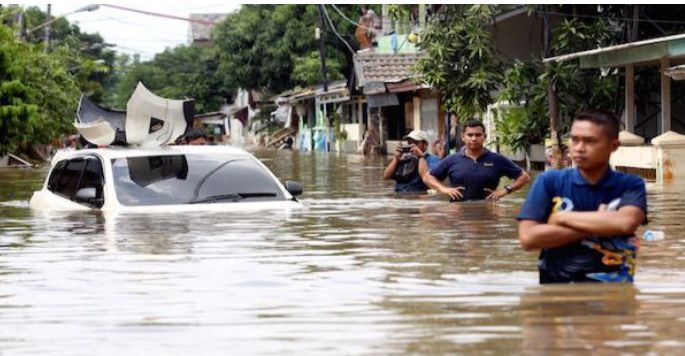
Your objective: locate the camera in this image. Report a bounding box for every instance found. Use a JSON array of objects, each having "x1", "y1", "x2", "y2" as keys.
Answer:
[{"x1": 400, "y1": 142, "x2": 412, "y2": 153}]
